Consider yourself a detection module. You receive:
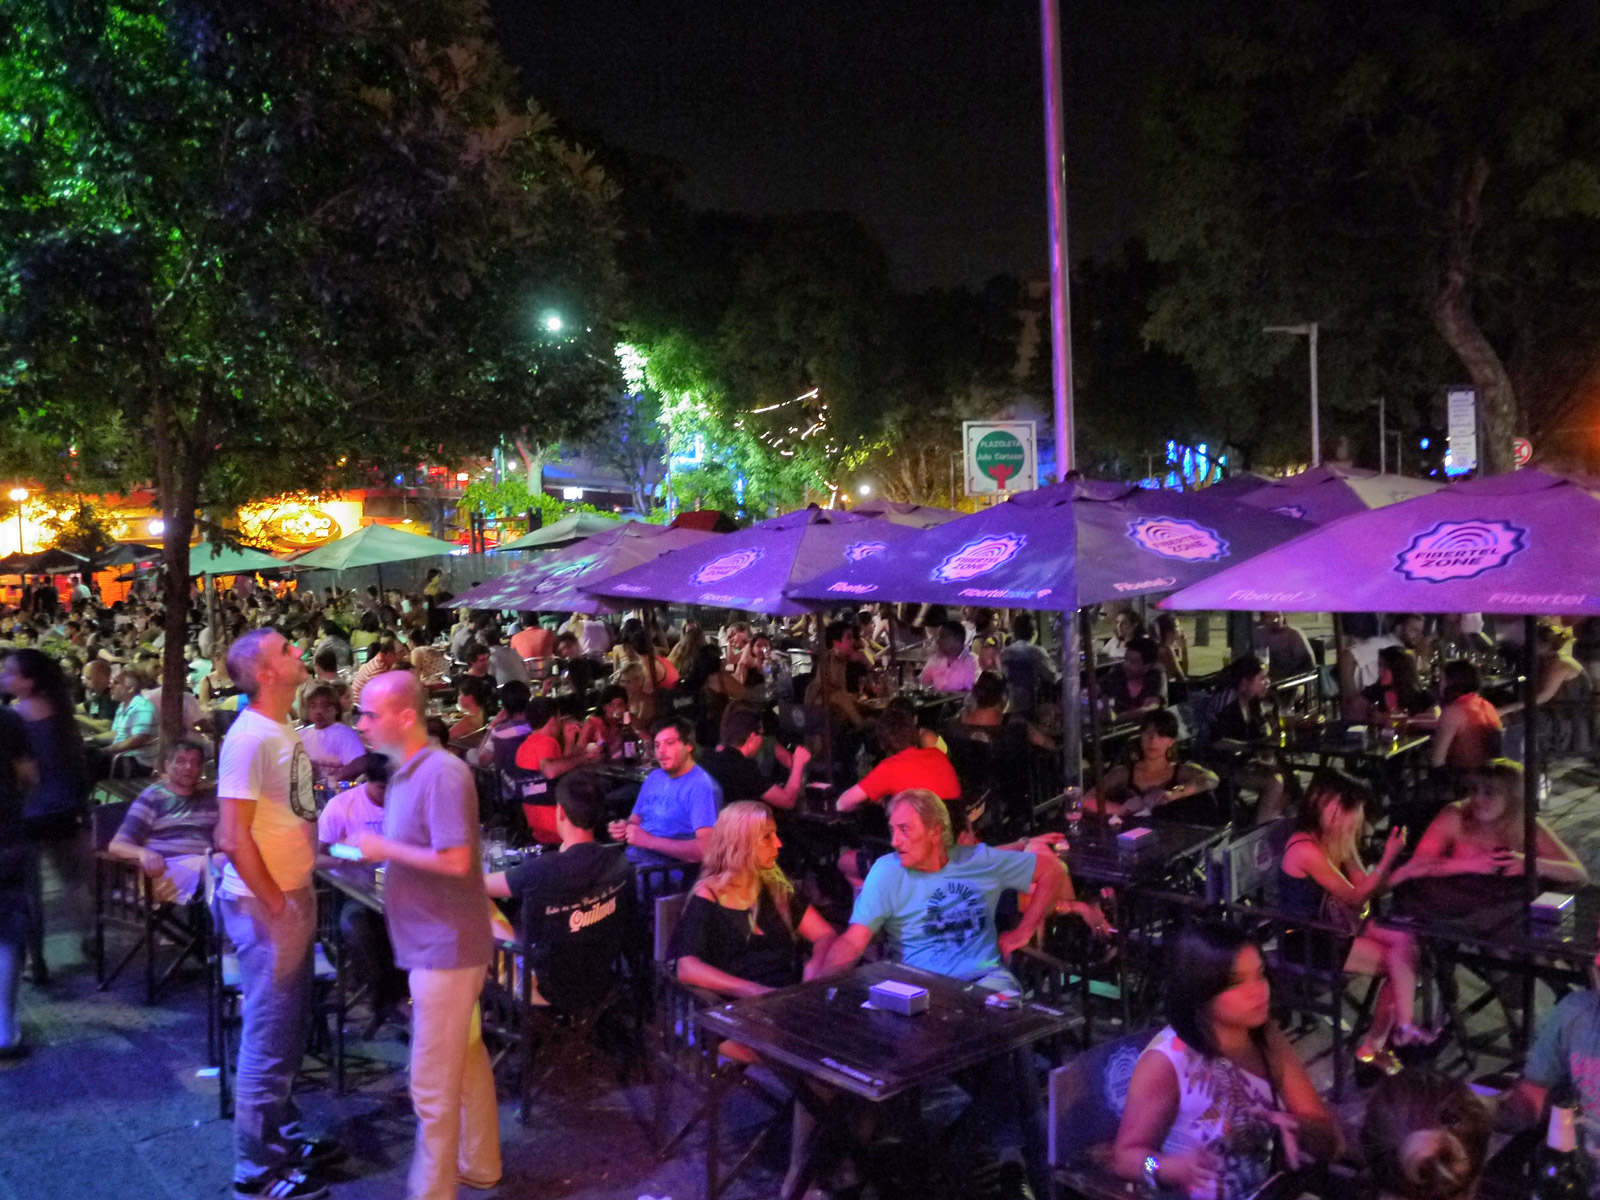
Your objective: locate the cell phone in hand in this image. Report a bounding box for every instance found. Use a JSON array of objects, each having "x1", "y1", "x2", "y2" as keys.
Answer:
[{"x1": 330, "y1": 843, "x2": 363, "y2": 862}]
